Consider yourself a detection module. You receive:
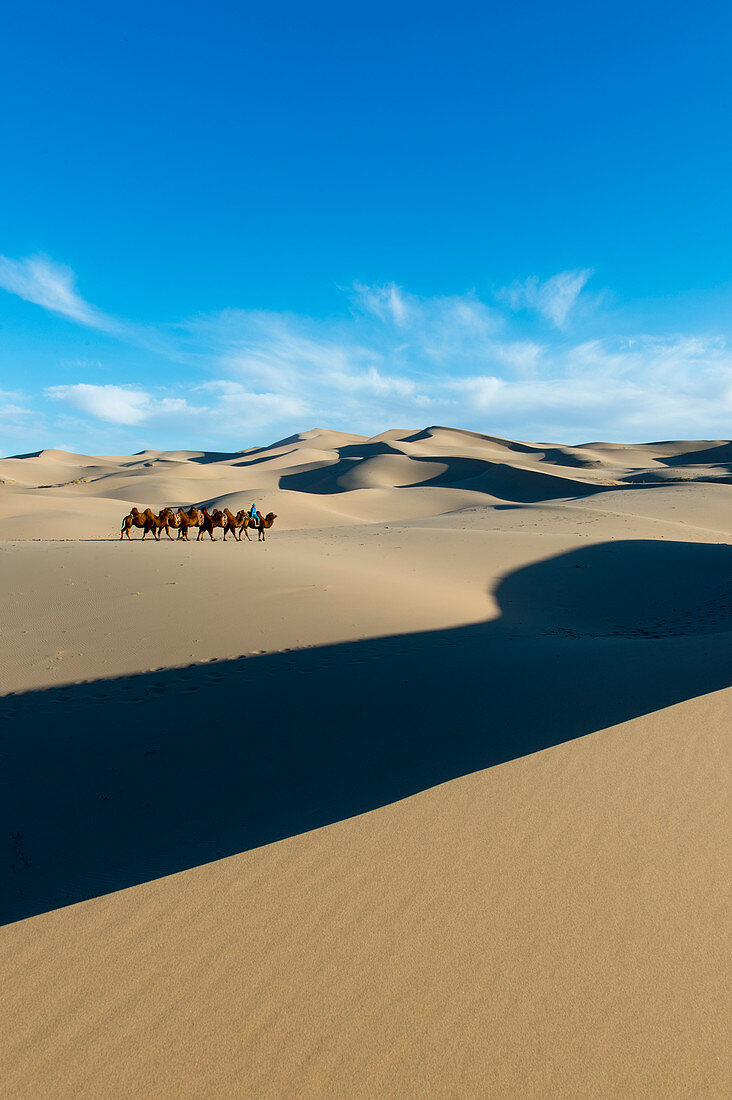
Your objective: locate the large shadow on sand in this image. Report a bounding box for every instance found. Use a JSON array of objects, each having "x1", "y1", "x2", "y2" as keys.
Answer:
[{"x1": 1, "y1": 539, "x2": 730, "y2": 925}]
